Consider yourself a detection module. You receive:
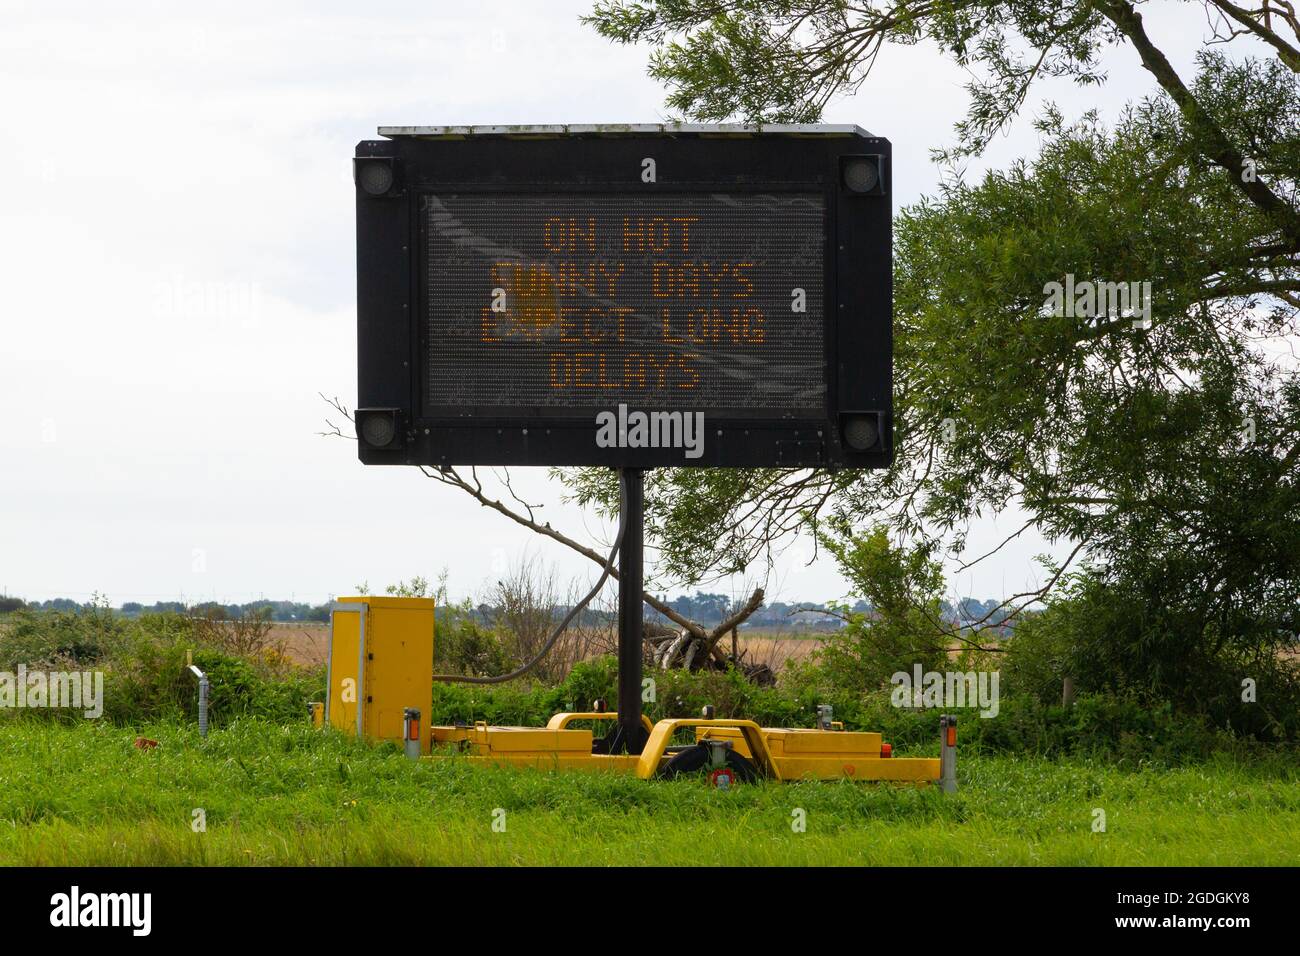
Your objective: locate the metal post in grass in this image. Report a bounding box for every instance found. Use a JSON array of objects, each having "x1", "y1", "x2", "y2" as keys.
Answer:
[
  {"x1": 939, "y1": 714, "x2": 957, "y2": 793},
  {"x1": 403, "y1": 707, "x2": 421, "y2": 760},
  {"x1": 188, "y1": 664, "x2": 210, "y2": 738}
]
